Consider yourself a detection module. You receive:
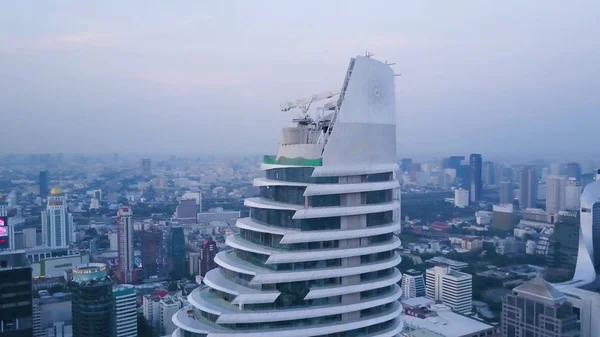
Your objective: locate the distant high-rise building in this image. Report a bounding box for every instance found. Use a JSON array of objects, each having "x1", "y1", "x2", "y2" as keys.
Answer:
[
  {"x1": 499, "y1": 181, "x2": 514, "y2": 205},
  {"x1": 550, "y1": 162, "x2": 561, "y2": 176},
  {"x1": 482, "y1": 161, "x2": 495, "y2": 186},
  {"x1": 565, "y1": 178, "x2": 581, "y2": 211},
  {"x1": 426, "y1": 265, "x2": 472, "y2": 314},
  {"x1": 70, "y1": 263, "x2": 113, "y2": 337},
  {"x1": 41, "y1": 188, "x2": 74, "y2": 248},
  {"x1": 494, "y1": 163, "x2": 505, "y2": 185},
  {"x1": 444, "y1": 156, "x2": 464, "y2": 170},
  {"x1": 188, "y1": 252, "x2": 200, "y2": 276},
  {"x1": 117, "y1": 207, "x2": 137, "y2": 283},
  {"x1": 519, "y1": 166, "x2": 537, "y2": 209},
  {"x1": 38, "y1": 170, "x2": 49, "y2": 199},
  {"x1": 501, "y1": 277, "x2": 579, "y2": 337},
  {"x1": 566, "y1": 162, "x2": 582, "y2": 184},
  {"x1": 0, "y1": 250, "x2": 33, "y2": 337},
  {"x1": 547, "y1": 212, "x2": 579, "y2": 278},
  {"x1": 141, "y1": 230, "x2": 162, "y2": 279},
  {"x1": 112, "y1": 284, "x2": 137, "y2": 337},
  {"x1": 454, "y1": 188, "x2": 469, "y2": 208},
  {"x1": 546, "y1": 176, "x2": 567, "y2": 214},
  {"x1": 141, "y1": 158, "x2": 152, "y2": 177},
  {"x1": 167, "y1": 225, "x2": 185, "y2": 279},
  {"x1": 401, "y1": 269, "x2": 426, "y2": 299},
  {"x1": 469, "y1": 154, "x2": 483, "y2": 203},
  {"x1": 174, "y1": 198, "x2": 197, "y2": 224},
  {"x1": 492, "y1": 204, "x2": 517, "y2": 231},
  {"x1": 400, "y1": 158, "x2": 412, "y2": 173},
  {"x1": 199, "y1": 238, "x2": 217, "y2": 277}
]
